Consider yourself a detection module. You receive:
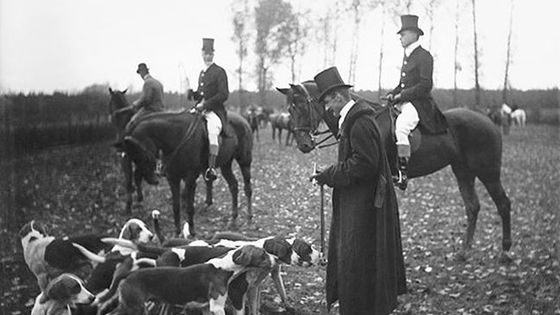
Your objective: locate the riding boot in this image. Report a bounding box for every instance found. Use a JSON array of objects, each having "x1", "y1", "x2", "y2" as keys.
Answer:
[
  {"x1": 396, "y1": 157, "x2": 409, "y2": 191},
  {"x1": 205, "y1": 153, "x2": 218, "y2": 182},
  {"x1": 394, "y1": 144, "x2": 410, "y2": 191}
]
